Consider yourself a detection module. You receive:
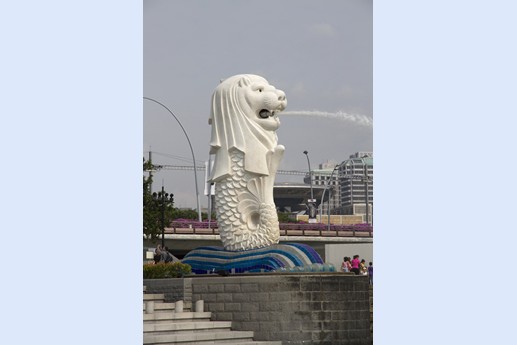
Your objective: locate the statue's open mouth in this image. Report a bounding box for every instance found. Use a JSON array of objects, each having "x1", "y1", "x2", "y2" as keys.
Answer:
[{"x1": 259, "y1": 109, "x2": 275, "y2": 118}]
